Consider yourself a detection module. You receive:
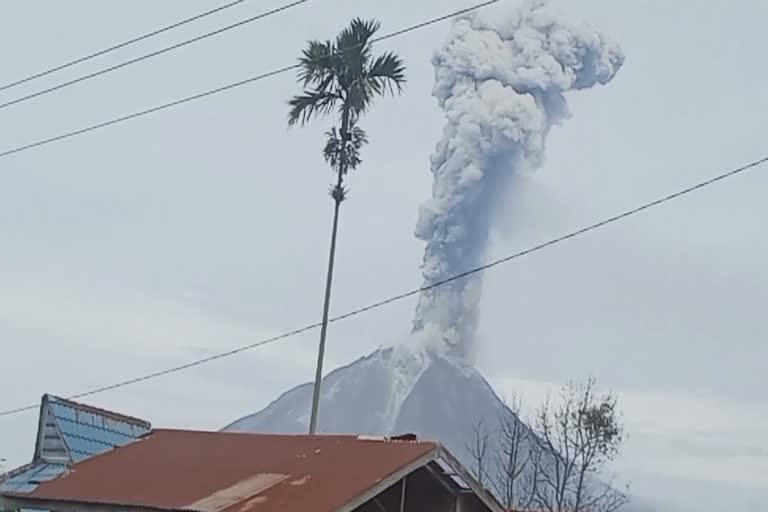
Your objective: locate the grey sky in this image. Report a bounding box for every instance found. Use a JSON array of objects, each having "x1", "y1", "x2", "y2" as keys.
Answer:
[{"x1": 1, "y1": 1, "x2": 766, "y2": 510}]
